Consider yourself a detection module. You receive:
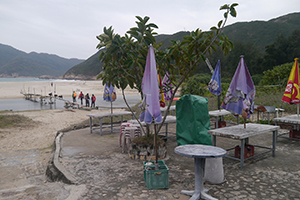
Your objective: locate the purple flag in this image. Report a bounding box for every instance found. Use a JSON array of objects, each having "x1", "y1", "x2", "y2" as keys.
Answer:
[
  {"x1": 163, "y1": 72, "x2": 173, "y2": 101},
  {"x1": 208, "y1": 60, "x2": 221, "y2": 96},
  {"x1": 140, "y1": 45, "x2": 162, "y2": 124},
  {"x1": 103, "y1": 82, "x2": 117, "y2": 102},
  {"x1": 221, "y1": 56, "x2": 255, "y2": 118}
]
